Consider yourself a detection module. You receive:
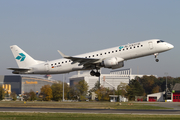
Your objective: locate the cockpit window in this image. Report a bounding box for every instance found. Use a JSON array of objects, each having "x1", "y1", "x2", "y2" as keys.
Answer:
[{"x1": 157, "y1": 40, "x2": 164, "y2": 43}]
